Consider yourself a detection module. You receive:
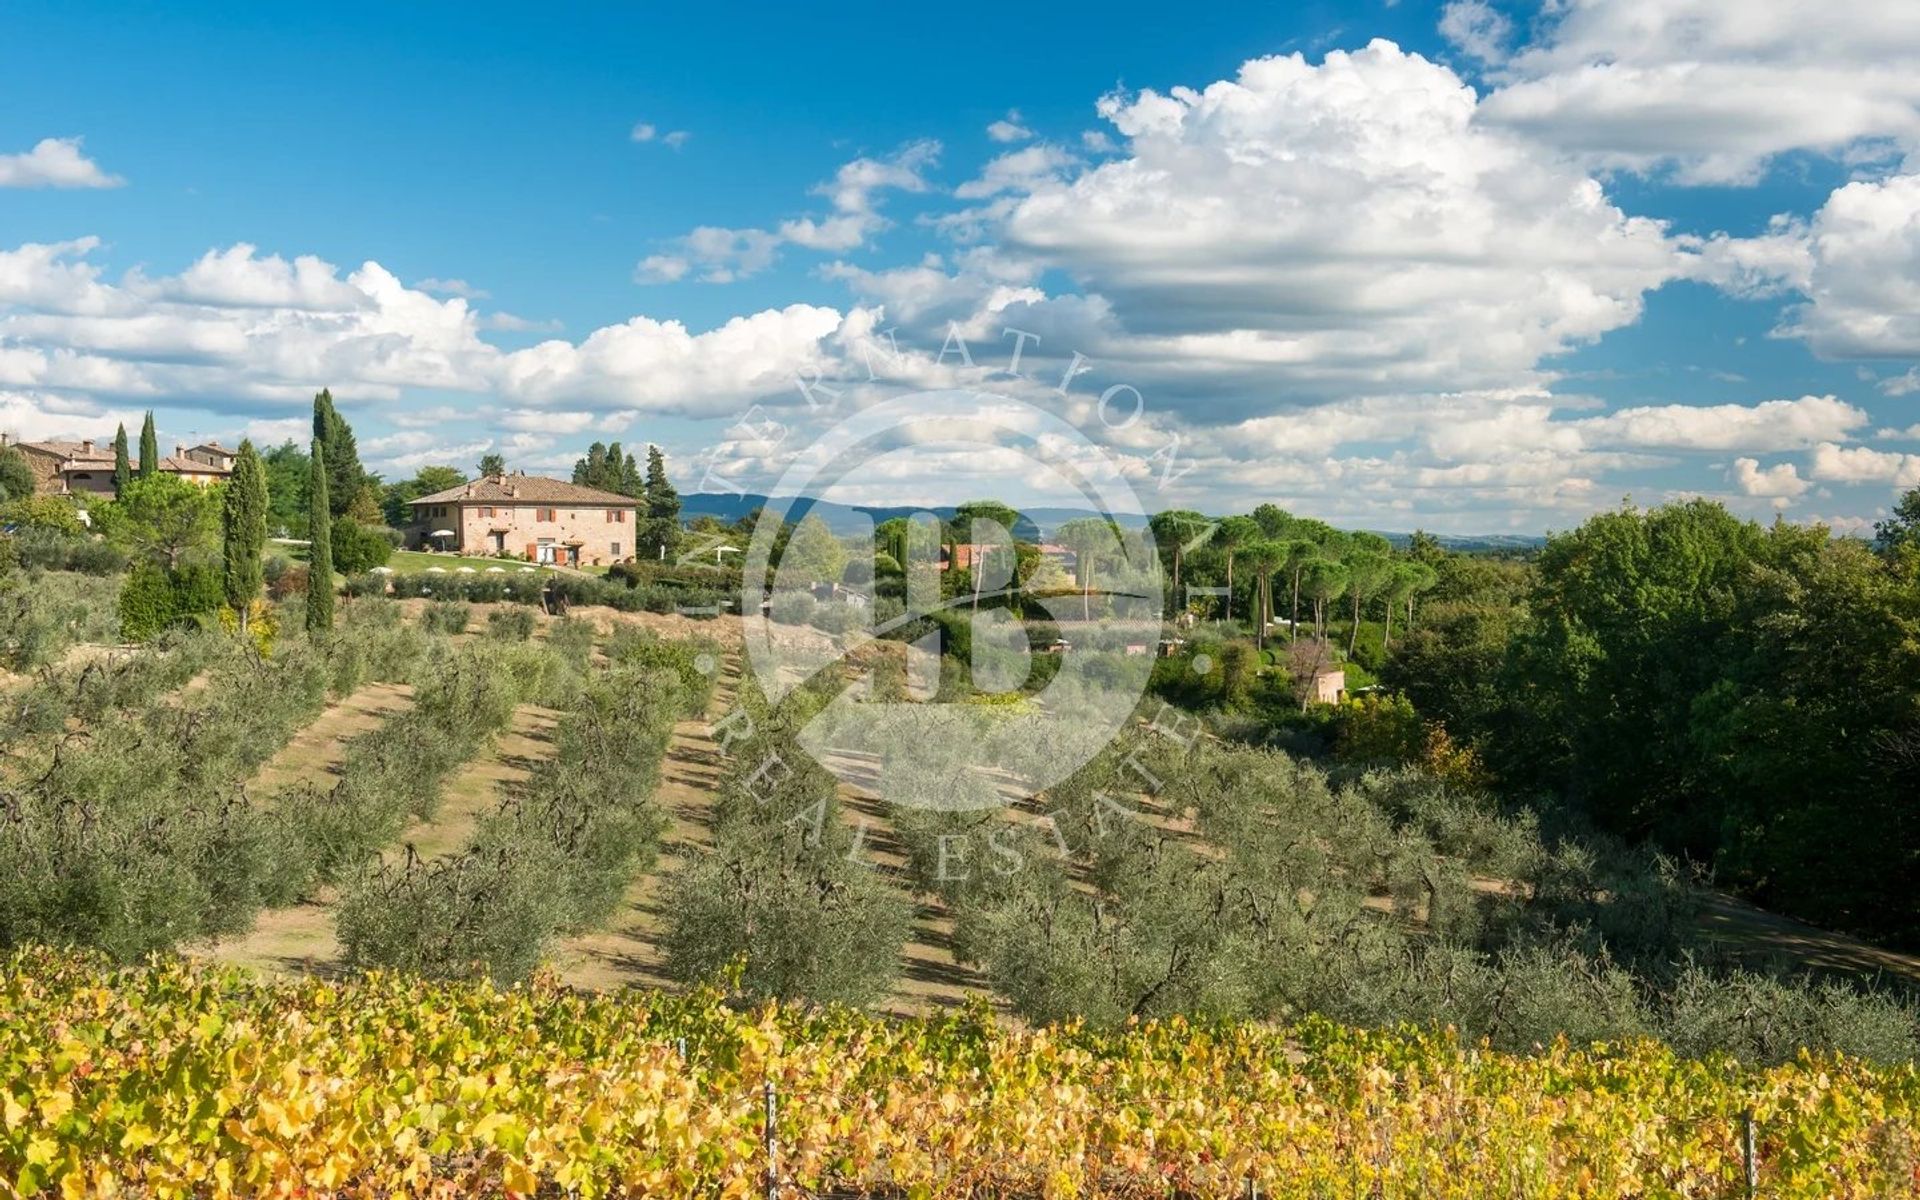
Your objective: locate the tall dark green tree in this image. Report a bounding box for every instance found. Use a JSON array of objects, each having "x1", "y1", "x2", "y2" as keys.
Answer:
[
  {"x1": 634, "y1": 444, "x2": 681, "y2": 558},
  {"x1": 572, "y1": 442, "x2": 607, "y2": 489},
  {"x1": 305, "y1": 440, "x2": 334, "y2": 632},
  {"x1": 644, "y1": 445, "x2": 679, "y2": 521},
  {"x1": 311, "y1": 388, "x2": 362, "y2": 518},
  {"x1": 573, "y1": 441, "x2": 642, "y2": 496},
  {"x1": 621, "y1": 446, "x2": 643, "y2": 494},
  {"x1": 138, "y1": 411, "x2": 159, "y2": 479},
  {"x1": 221, "y1": 440, "x2": 268, "y2": 633},
  {"x1": 112, "y1": 424, "x2": 131, "y2": 498},
  {"x1": 477, "y1": 452, "x2": 506, "y2": 477}
]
